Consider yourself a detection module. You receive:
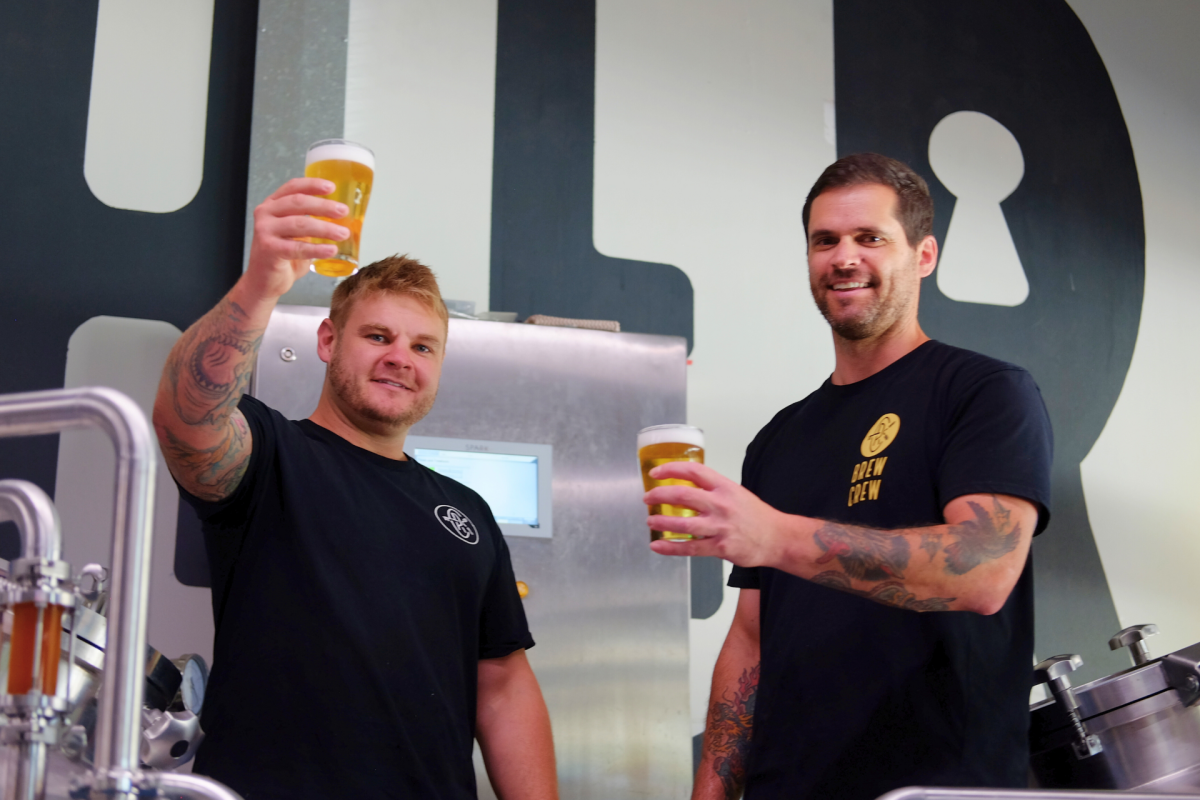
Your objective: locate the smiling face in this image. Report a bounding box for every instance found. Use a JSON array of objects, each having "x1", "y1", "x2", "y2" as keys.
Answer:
[
  {"x1": 316, "y1": 291, "x2": 446, "y2": 435},
  {"x1": 806, "y1": 183, "x2": 938, "y2": 342}
]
